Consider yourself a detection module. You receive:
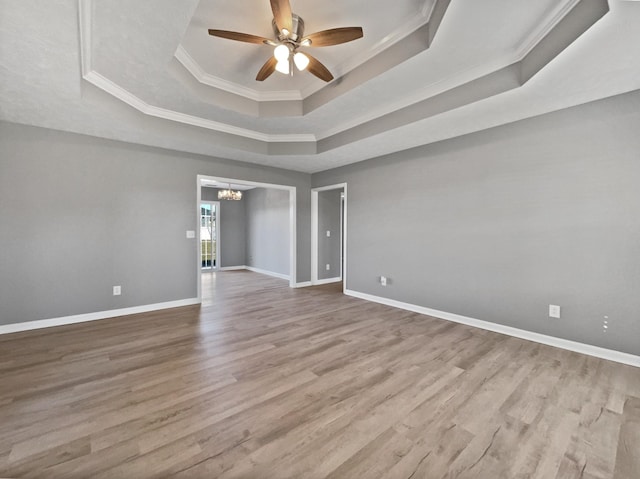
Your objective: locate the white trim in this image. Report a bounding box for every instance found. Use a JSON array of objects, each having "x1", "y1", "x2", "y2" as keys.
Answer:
[
  {"x1": 83, "y1": 71, "x2": 316, "y2": 143},
  {"x1": 78, "y1": 0, "x2": 92, "y2": 77},
  {"x1": 514, "y1": 0, "x2": 582, "y2": 61},
  {"x1": 215, "y1": 264, "x2": 292, "y2": 280},
  {"x1": 311, "y1": 190, "x2": 318, "y2": 284},
  {"x1": 289, "y1": 187, "x2": 297, "y2": 288},
  {"x1": 77, "y1": 1, "x2": 314, "y2": 144},
  {"x1": 311, "y1": 184, "x2": 348, "y2": 290},
  {"x1": 314, "y1": 0, "x2": 584, "y2": 142},
  {"x1": 294, "y1": 281, "x2": 312, "y2": 288},
  {"x1": 78, "y1": 0, "x2": 584, "y2": 150},
  {"x1": 421, "y1": 0, "x2": 437, "y2": 18},
  {"x1": 314, "y1": 277, "x2": 342, "y2": 285},
  {"x1": 344, "y1": 290, "x2": 640, "y2": 368},
  {"x1": 196, "y1": 178, "x2": 202, "y2": 301},
  {"x1": 175, "y1": 46, "x2": 302, "y2": 102},
  {"x1": 0, "y1": 298, "x2": 201, "y2": 335},
  {"x1": 196, "y1": 175, "x2": 297, "y2": 299},
  {"x1": 343, "y1": 185, "x2": 348, "y2": 295},
  {"x1": 298, "y1": 7, "x2": 432, "y2": 99},
  {"x1": 245, "y1": 266, "x2": 290, "y2": 281},
  {"x1": 315, "y1": 56, "x2": 511, "y2": 141}
]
